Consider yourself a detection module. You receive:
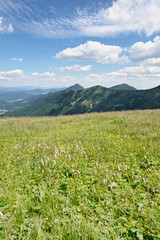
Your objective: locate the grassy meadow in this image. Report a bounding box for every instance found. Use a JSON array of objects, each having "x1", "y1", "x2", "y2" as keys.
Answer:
[{"x1": 0, "y1": 110, "x2": 160, "y2": 239}]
